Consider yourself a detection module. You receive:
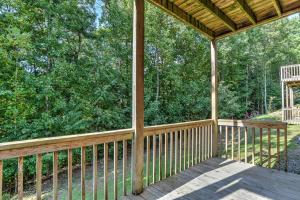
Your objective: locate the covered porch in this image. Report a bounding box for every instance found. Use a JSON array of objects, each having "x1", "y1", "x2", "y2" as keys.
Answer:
[{"x1": 1, "y1": 0, "x2": 300, "y2": 200}]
